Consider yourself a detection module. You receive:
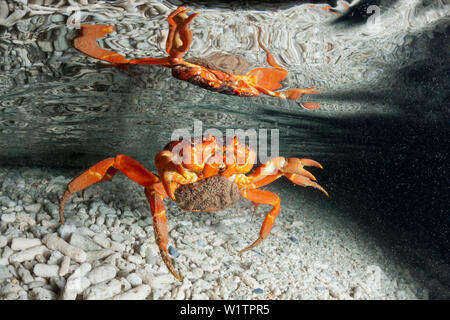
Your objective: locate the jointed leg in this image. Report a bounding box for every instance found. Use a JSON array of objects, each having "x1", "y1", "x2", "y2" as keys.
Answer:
[
  {"x1": 74, "y1": 25, "x2": 130, "y2": 65},
  {"x1": 166, "y1": 6, "x2": 200, "y2": 58},
  {"x1": 74, "y1": 24, "x2": 171, "y2": 67},
  {"x1": 244, "y1": 157, "x2": 328, "y2": 195},
  {"x1": 166, "y1": 5, "x2": 190, "y2": 55},
  {"x1": 245, "y1": 26, "x2": 324, "y2": 101},
  {"x1": 252, "y1": 83, "x2": 324, "y2": 101},
  {"x1": 144, "y1": 187, "x2": 182, "y2": 280},
  {"x1": 239, "y1": 189, "x2": 281, "y2": 253},
  {"x1": 59, "y1": 155, "x2": 160, "y2": 224}
]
